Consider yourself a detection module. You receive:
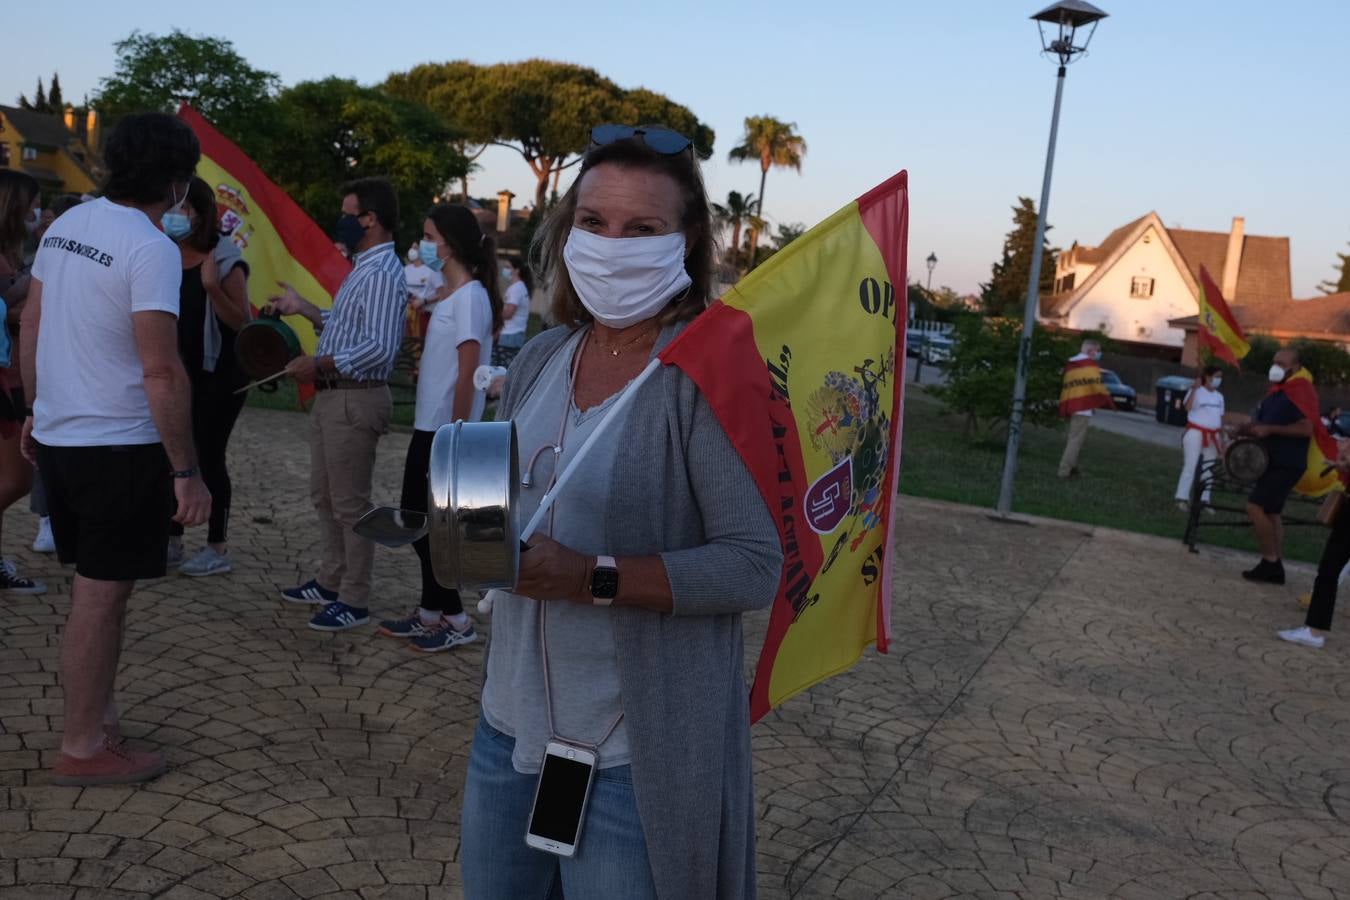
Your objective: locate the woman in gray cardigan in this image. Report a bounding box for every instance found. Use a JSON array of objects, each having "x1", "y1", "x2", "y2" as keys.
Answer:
[{"x1": 459, "y1": 127, "x2": 782, "y2": 899}]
